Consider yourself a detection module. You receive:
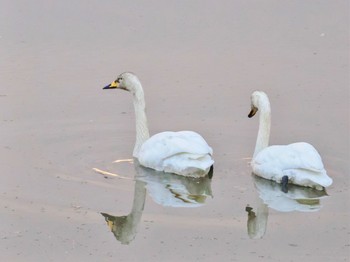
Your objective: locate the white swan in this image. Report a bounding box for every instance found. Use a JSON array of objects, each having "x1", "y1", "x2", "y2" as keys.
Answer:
[
  {"x1": 248, "y1": 91, "x2": 333, "y2": 190},
  {"x1": 103, "y1": 72, "x2": 214, "y2": 178}
]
